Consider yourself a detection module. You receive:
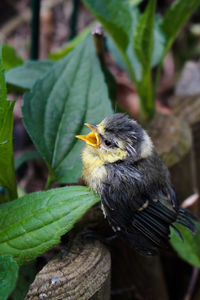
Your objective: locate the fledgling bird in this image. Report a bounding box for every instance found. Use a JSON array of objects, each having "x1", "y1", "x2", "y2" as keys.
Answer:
[{"x1": 76, "y1": 114, "x2": 196, "y2": 255}]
